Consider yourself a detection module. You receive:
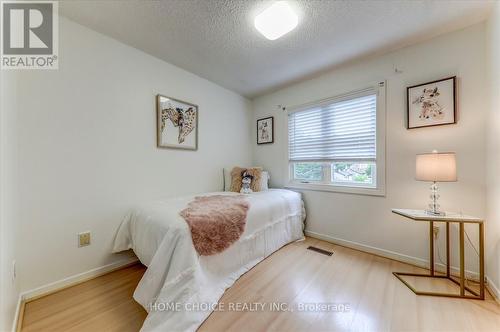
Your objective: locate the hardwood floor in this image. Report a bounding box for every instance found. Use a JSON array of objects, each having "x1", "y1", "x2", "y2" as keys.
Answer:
[
  {"x1": 21, "y1": 264, "x2": 147, "y2": 332},
  {"x1": 20, "y1": 238, "x2": 500, "y2": 332}
]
